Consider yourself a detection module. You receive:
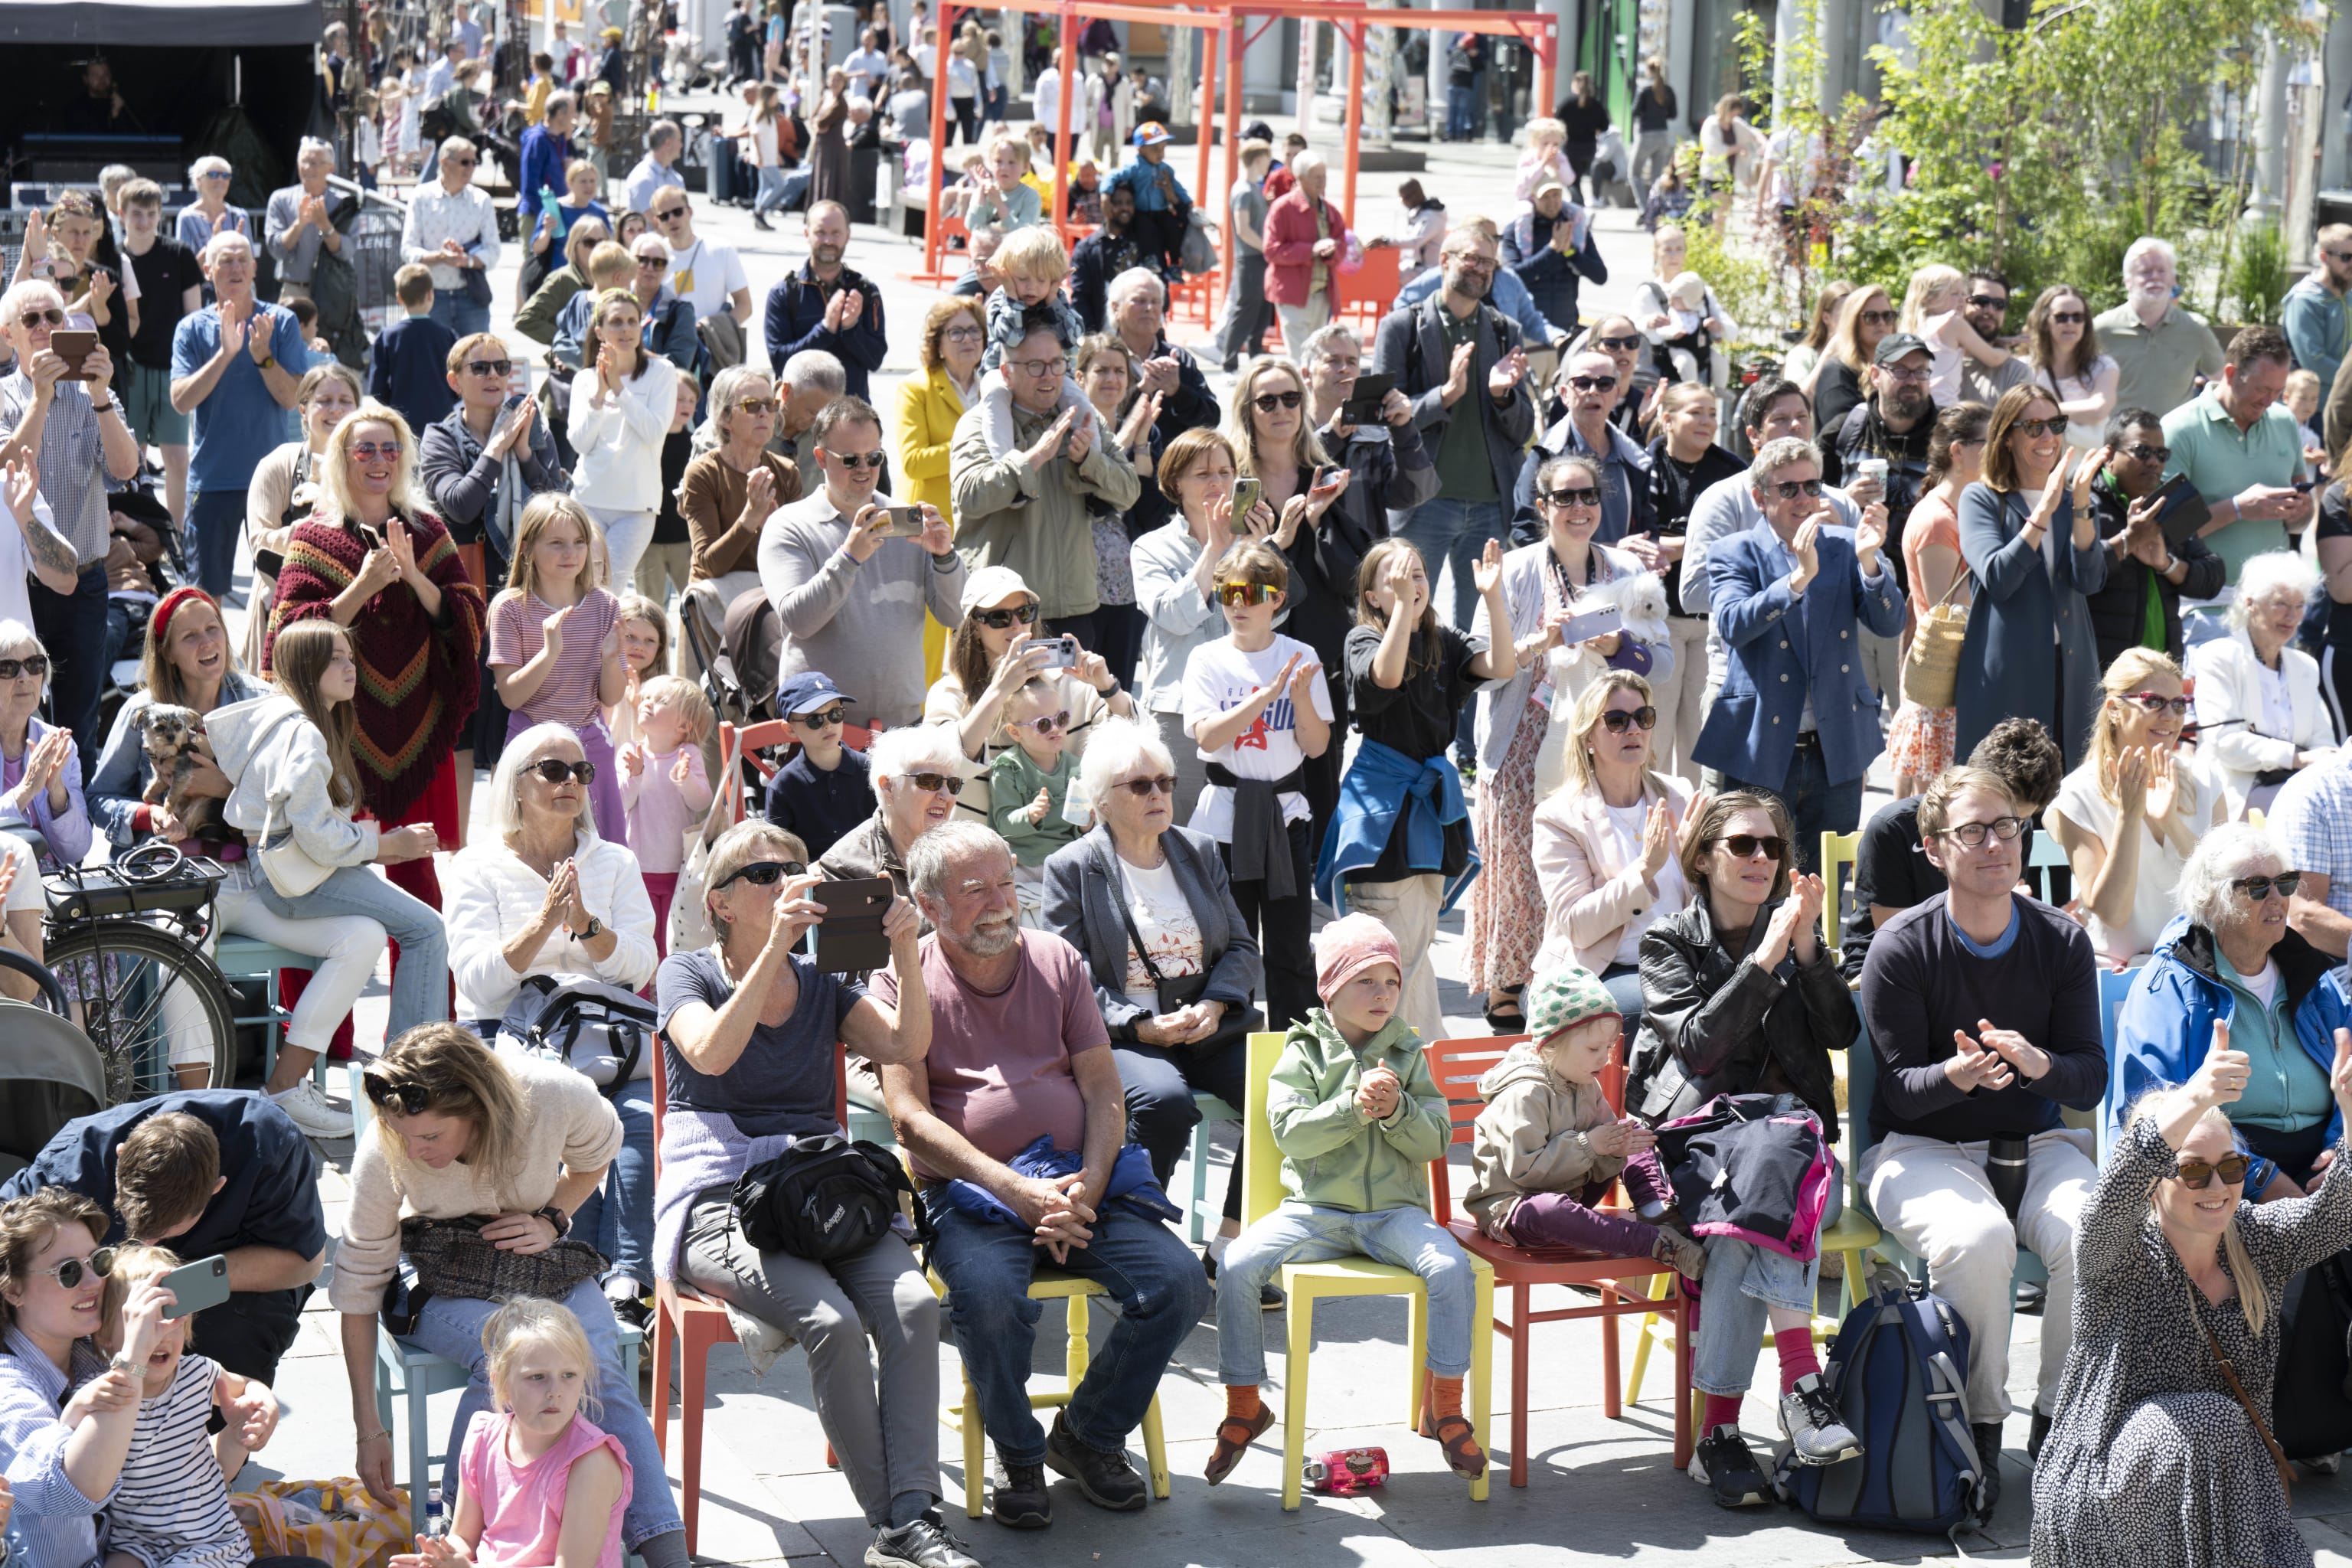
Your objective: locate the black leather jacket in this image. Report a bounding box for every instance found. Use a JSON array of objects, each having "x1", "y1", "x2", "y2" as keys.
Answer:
[{"x1": 1624, "y1": 897, "x2": 1855, "y2": 1138}]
